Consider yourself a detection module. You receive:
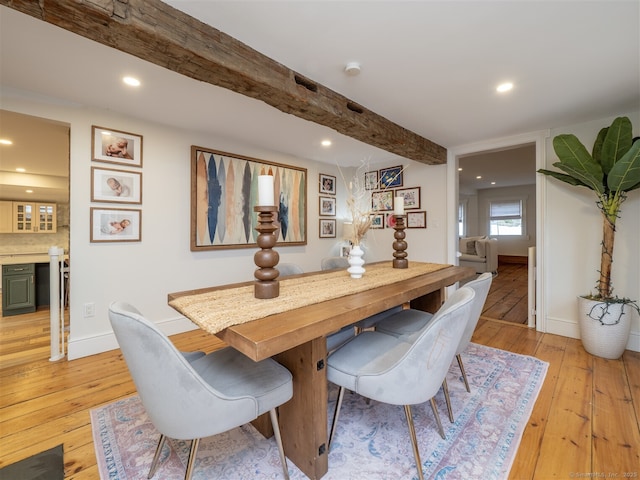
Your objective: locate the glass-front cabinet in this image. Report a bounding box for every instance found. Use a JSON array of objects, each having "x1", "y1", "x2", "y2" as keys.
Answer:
[{"x1": 12, "y1": 202, "x2": 57, "y2": 233}]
